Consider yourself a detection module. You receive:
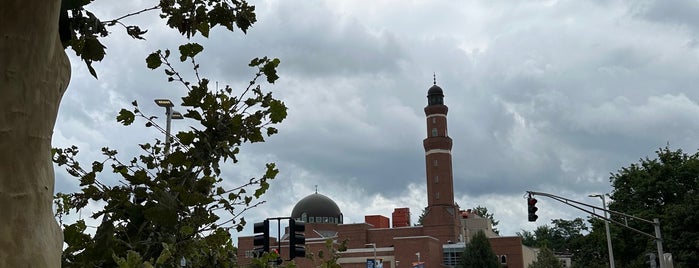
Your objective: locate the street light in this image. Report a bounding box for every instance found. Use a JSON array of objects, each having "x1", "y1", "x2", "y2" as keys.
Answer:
[
  {"x1": 365, "y1": 243, "x2": 377, "y2": 266},
  {"x1": 589, "y1": 194, "x2": 615, "y2": 268},
  {"x1": 154, "y1": 98, "x2": 183, "y2": 155}
]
